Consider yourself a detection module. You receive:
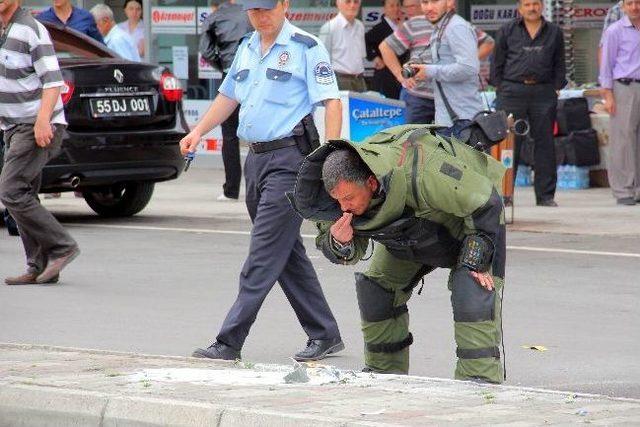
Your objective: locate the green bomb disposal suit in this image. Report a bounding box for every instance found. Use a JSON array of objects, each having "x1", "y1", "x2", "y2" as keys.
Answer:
[{"x1": 290, "y1": 124, "x2": 507, "y2": 383}]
